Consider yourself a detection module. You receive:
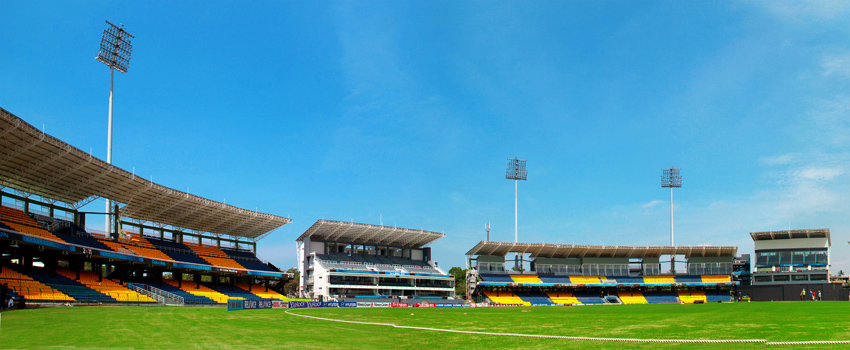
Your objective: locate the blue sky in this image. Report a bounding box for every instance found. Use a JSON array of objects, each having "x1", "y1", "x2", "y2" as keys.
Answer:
[{"x1": 2, "y1": 1, "x2": 850, "y2": 273}]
